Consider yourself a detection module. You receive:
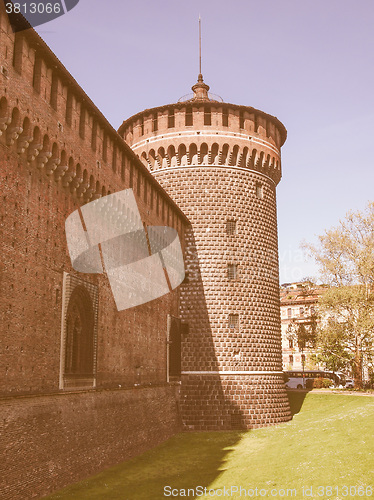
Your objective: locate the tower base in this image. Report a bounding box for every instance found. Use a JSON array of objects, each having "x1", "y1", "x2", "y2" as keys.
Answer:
[{"x1": 180, "y1": 373, "x2": 291, "y2": 430}]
